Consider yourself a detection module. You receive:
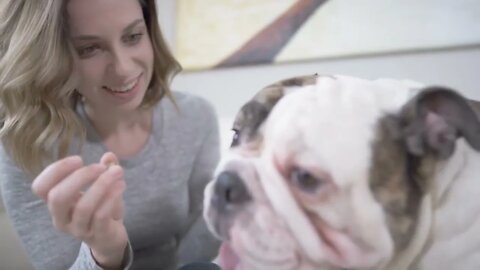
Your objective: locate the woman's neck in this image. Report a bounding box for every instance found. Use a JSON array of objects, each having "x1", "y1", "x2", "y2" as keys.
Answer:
[
  {"x1": 83, "y1": 101, "x2": 154, "y2": 158},
  {"x1": 84, "y1": 102, "x2": 151, "y2": 135}
]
